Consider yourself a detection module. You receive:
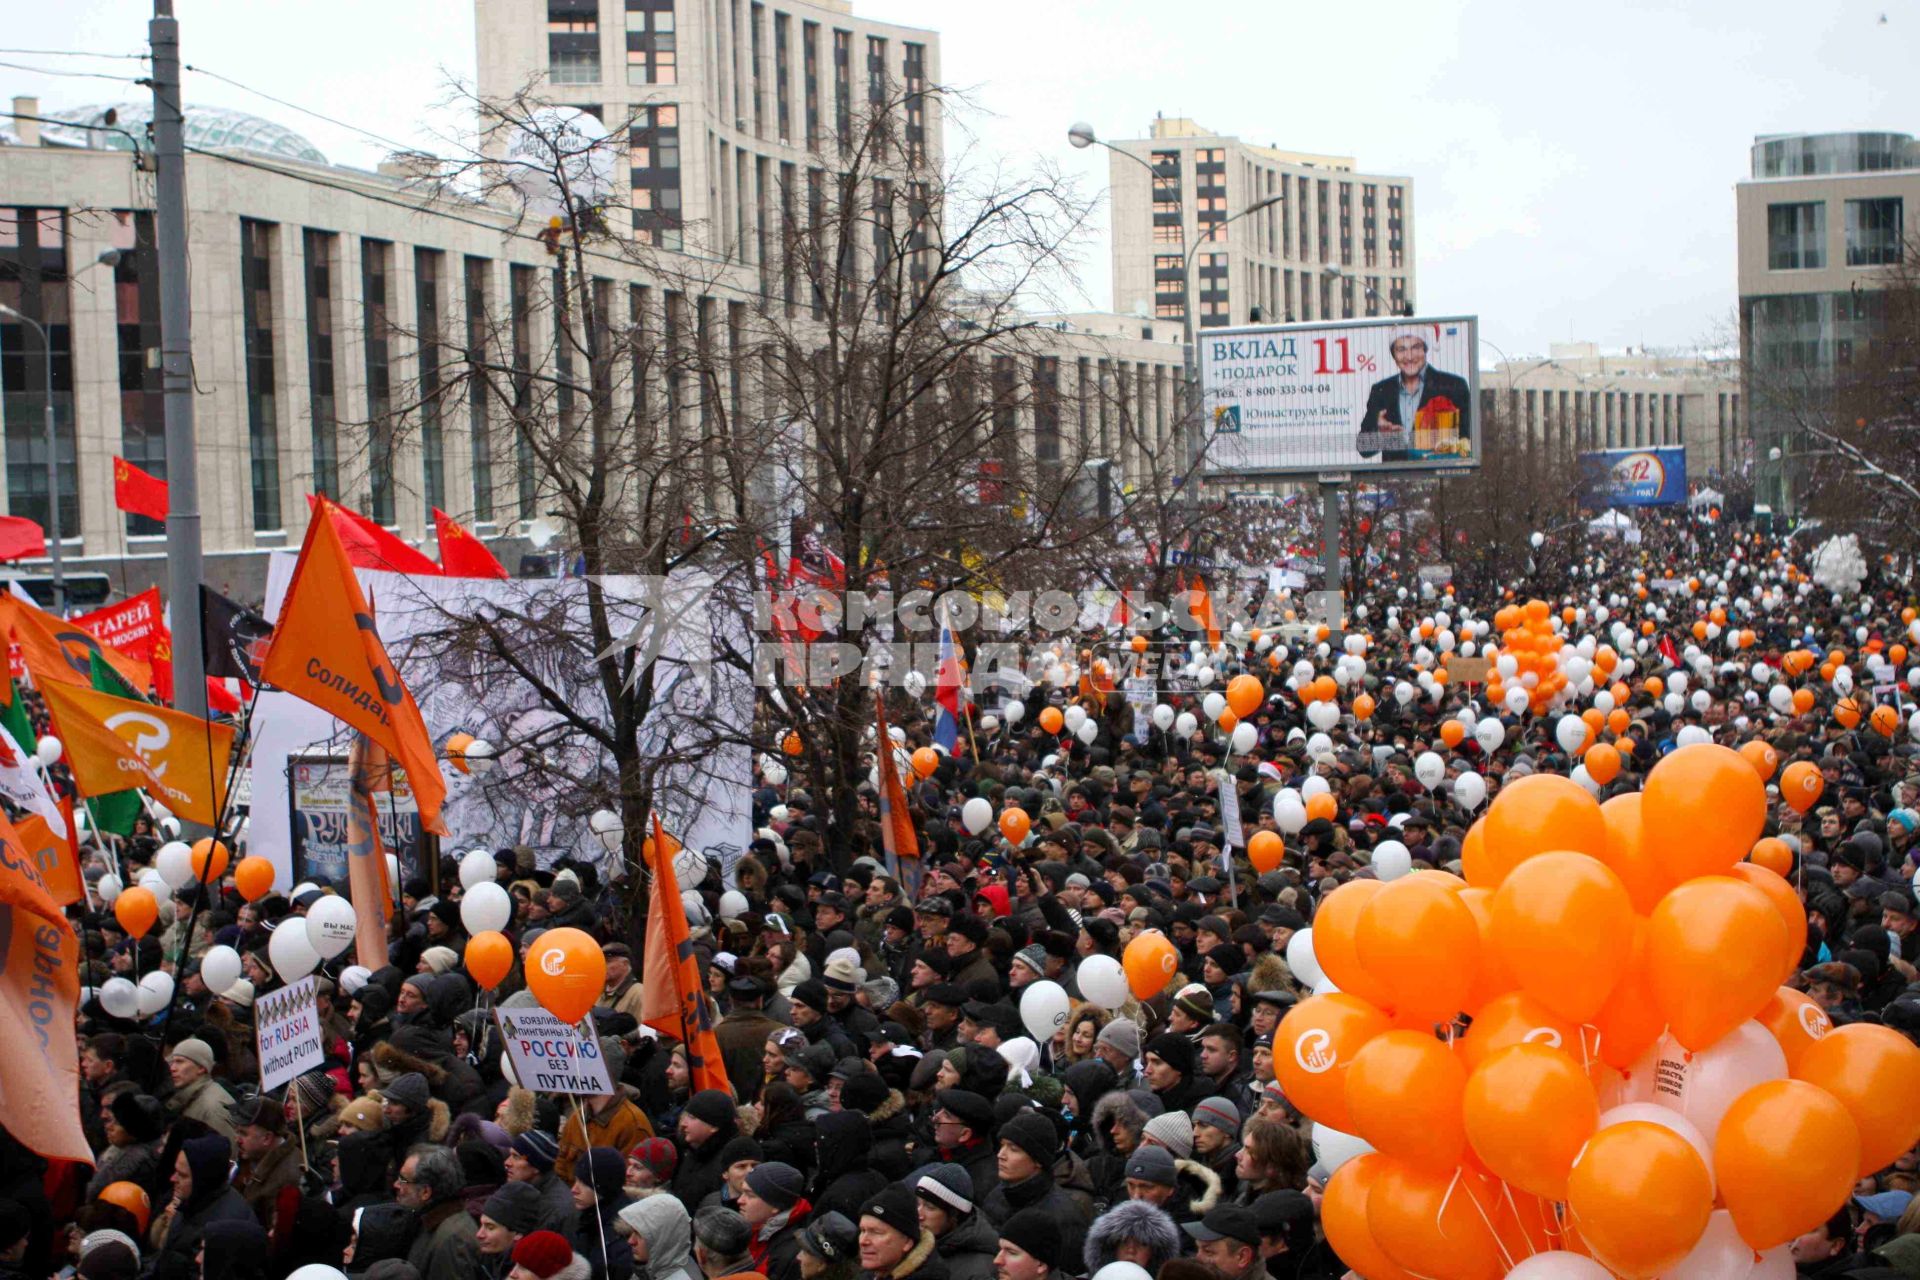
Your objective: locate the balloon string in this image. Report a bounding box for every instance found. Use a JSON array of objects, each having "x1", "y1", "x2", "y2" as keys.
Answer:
[
  {"x1": 1451, "y1": 1168, "x2": 1517, "y2": 1273},
  {"x1": 1501, "y1": 1180, "x2": 1539, "y2": 1258},
  {"x1": 574, "y1": 1086, "x2": 612, "y2": 1274}
]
